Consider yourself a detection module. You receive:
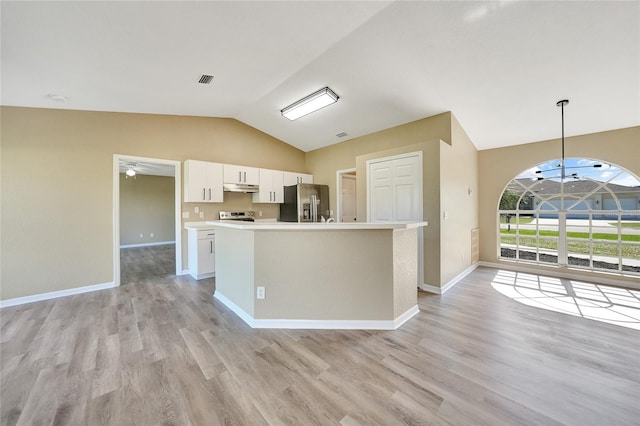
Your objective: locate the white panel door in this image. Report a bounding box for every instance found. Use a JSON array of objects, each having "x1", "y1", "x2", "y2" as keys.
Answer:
[
  {"x1": 341, "y1": 176, "x2": 357, "y2": 222},
  {"x1": 392, "y1": 155, "x2": 422, "y2": 221},
  {"x1": 369, "y1": 161, "x2": 393, "y2": 221},
  {"x1": 368, "y1": 153, "x2": 422, "y2": 222}
]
